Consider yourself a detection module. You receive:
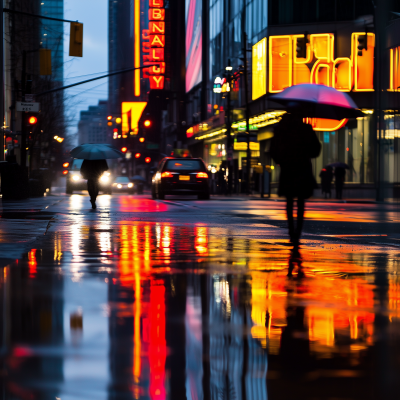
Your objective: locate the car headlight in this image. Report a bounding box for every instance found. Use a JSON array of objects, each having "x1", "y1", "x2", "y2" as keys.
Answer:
[
  {"x1": 72, "y1": 175, "x2": 79, "y2": 181},
  {"x1": 128, "y1": 183, "x2": 133, "y2": 188},
  {"x1": 117, "y1": 184, "x2": 122, "y2": 189},
  {"x1": 100, "y1": 175, "x2": 109, "y2": 182}
]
